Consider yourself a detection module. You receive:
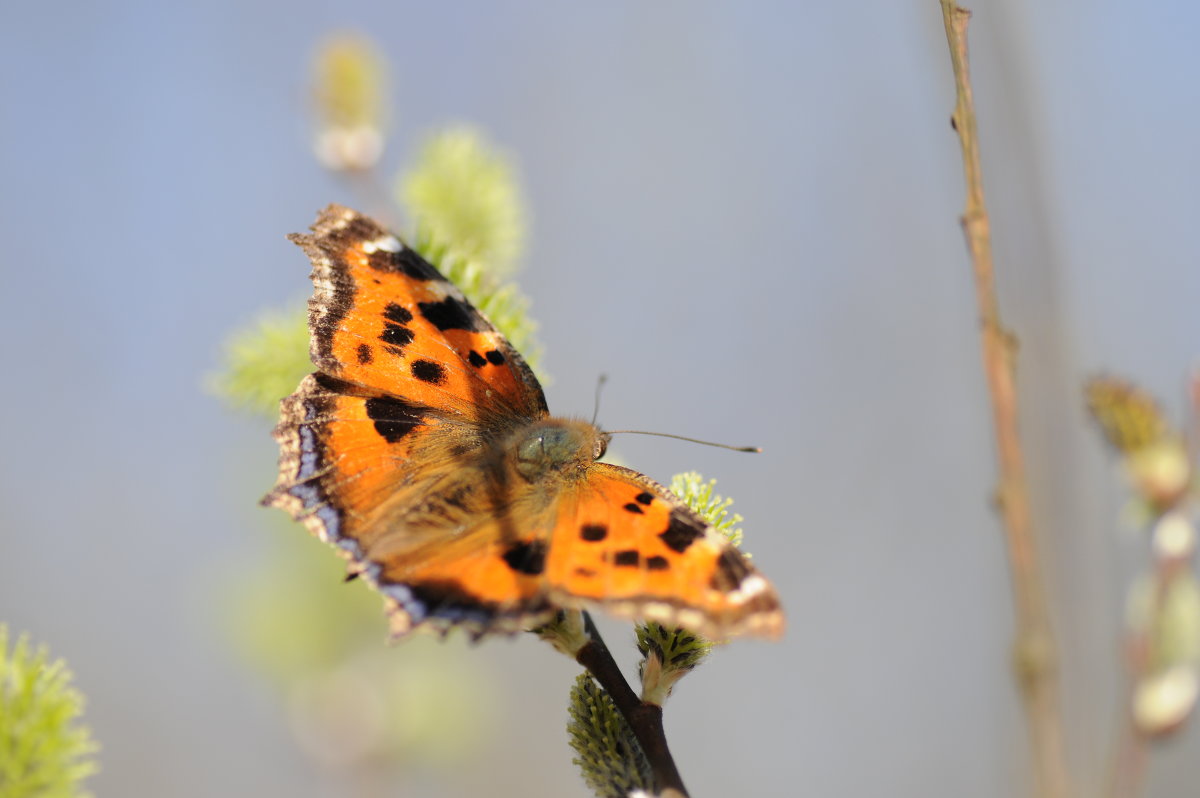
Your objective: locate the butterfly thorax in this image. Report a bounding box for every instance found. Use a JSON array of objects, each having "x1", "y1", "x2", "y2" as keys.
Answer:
[{"x1": 510, "y1": 418, "x2": 609, "y2": 483}]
